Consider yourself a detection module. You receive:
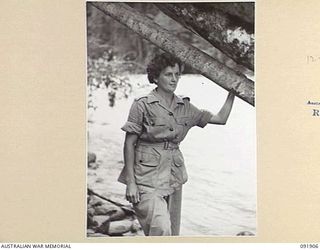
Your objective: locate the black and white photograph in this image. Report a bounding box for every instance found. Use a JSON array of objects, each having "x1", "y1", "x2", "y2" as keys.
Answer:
[{"x1": 86, "y1": 2, "x2": 256, "y2": 237}]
